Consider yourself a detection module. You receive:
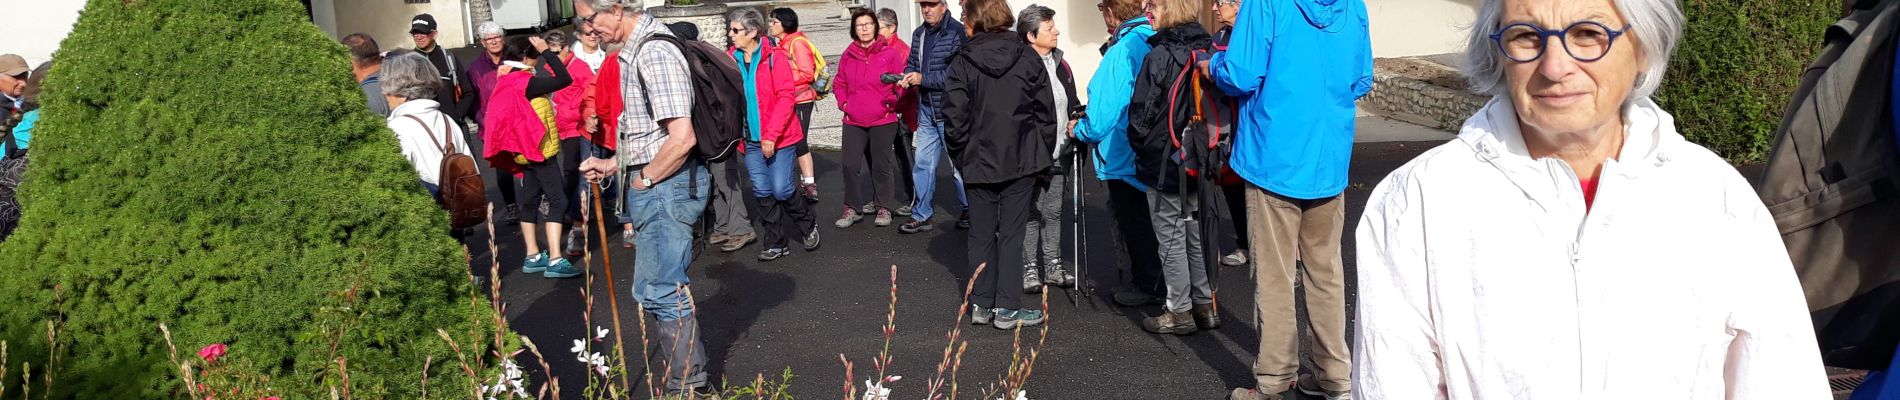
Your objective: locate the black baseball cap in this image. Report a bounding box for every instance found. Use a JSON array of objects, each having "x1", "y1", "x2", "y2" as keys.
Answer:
[{"x1": 410, "y1": 14, "x2": 439, "y2": 34}]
